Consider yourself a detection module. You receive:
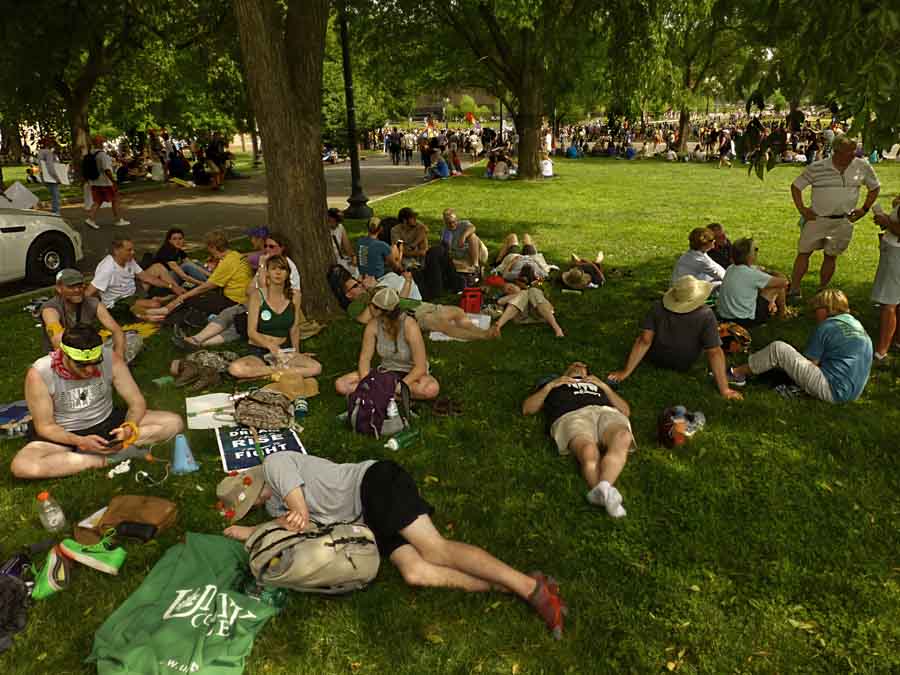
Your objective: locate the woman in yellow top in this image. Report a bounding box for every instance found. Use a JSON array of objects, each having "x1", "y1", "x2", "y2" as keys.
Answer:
[{"x1": 162, "y1": 231, "x2": 252, "y2": 321}]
